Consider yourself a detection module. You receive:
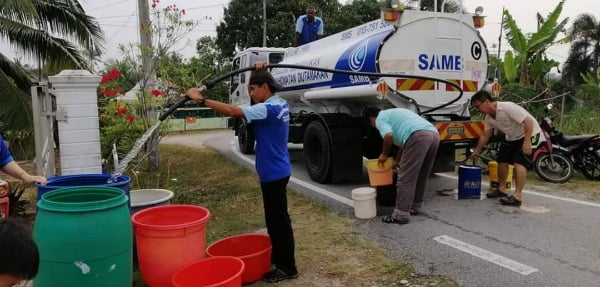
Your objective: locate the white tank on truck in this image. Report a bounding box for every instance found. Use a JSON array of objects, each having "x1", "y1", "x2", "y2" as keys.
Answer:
[{"x1": 228, "y1": 4, "x2": 491, "y2": 183}]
